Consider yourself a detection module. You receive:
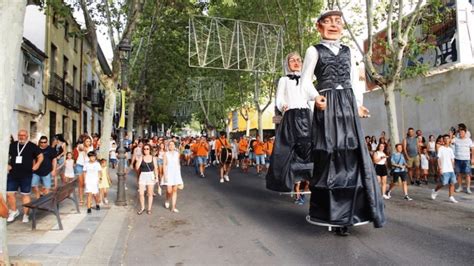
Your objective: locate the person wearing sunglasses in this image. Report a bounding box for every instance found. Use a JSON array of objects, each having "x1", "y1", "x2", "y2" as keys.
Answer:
[
  {"x1": 136, "y1": 144, "x2": 159, "y2": 214},
  {"x1": 31, "y1": 136, "x2": 58, "y2": 199}
]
